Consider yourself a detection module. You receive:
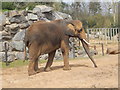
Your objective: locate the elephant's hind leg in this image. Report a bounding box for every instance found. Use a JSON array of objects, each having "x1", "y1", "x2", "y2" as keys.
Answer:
[
  {"x1": 28, "y1": 42, "x2": 40, "y2": 76},
  {"x1": 44, "y1": 50, "x2": 56, "y2": 72}
]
